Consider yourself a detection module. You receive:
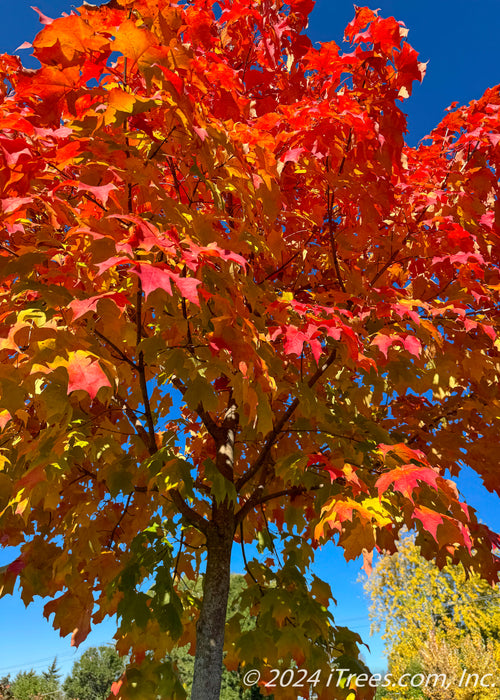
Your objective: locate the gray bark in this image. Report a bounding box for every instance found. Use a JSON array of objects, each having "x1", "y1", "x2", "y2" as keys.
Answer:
[
  {"x1": 191, "y1": 400, "x2": 238, "y2": 700},
  {"x1": 190, "y1": 511, "x2": 234, "y2": 700}
]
